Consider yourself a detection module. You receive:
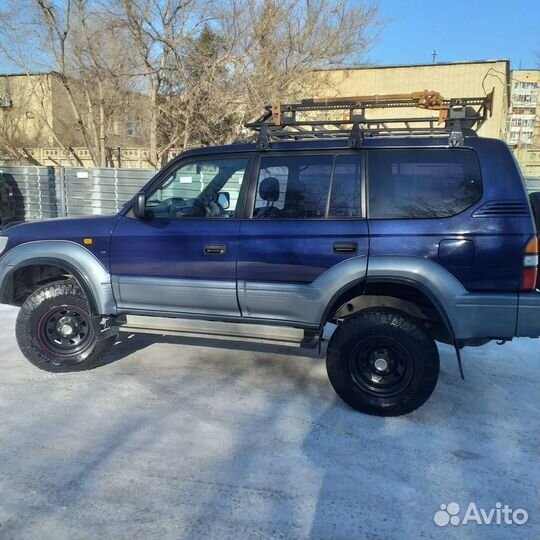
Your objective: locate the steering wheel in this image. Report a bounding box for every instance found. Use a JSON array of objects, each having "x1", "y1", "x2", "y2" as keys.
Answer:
[
  {"x1": 149, "y1": 197, "x2": 185, "y2": 218},
  {"x1": 170, "y1": 197, "x2": 207, "y2": 217}
]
